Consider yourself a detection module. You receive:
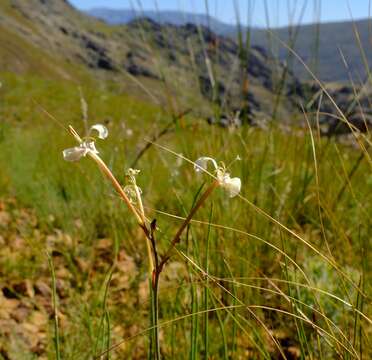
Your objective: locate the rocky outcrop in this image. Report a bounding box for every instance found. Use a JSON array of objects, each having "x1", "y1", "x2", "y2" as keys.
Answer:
[
  {"x1": 297, "y1": 82, "x2": 372, "y2": 135},
  {"x1": 6, "y1": 0, "x2": 367, "y2": 135}
]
